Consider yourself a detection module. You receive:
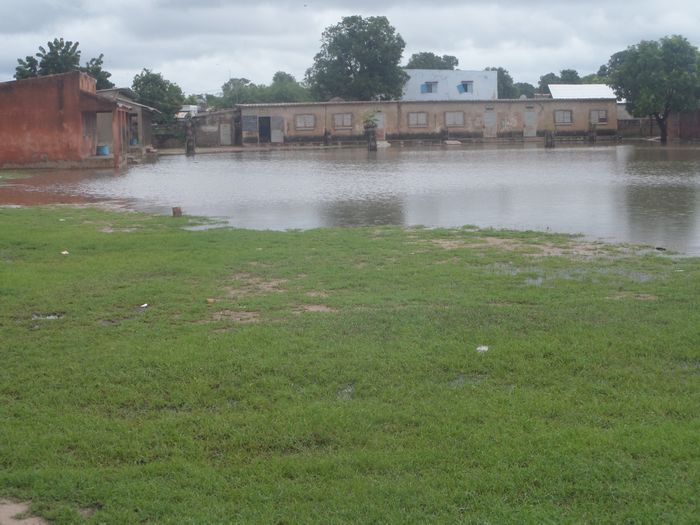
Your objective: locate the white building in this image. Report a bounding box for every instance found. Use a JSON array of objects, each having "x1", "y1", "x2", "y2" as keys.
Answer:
[{"x1": 402, "y1": 69, "x2": 497, "y2": 101}]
